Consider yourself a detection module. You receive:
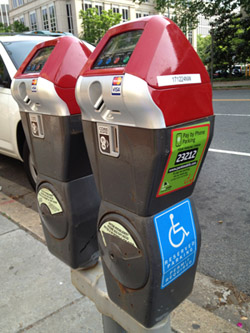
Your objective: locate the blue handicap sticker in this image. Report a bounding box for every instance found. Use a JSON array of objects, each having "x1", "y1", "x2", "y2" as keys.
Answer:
[{"x1": 154, "y1": 199, "x2": 197, "y2": 289}]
